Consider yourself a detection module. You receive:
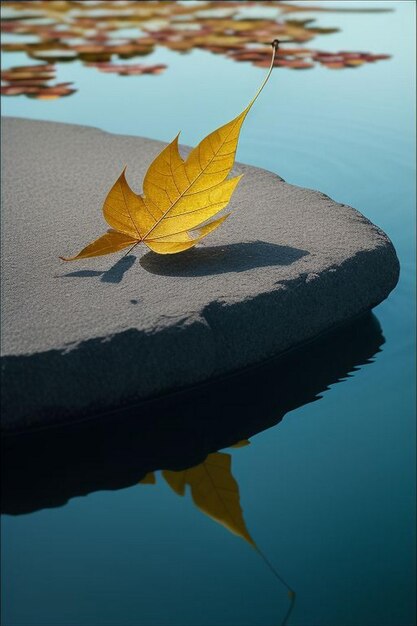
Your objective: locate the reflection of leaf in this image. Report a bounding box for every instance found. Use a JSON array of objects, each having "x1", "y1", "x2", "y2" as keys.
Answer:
[
  {"x1": 139, "y1": 472, "x2": 156, "y2": 485},
  {"x1": 60, "y1": 44, "x2": 276, "y2": 261},
  {"x1": 163, "y1": 452, "x2": 255, "y2": 546},
  {"x1": 229, "y1": 439, "x2": 250, "y2": 449},
  {"x1": 137, "y1": 440, "x2": 296, "y2": 615}
]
